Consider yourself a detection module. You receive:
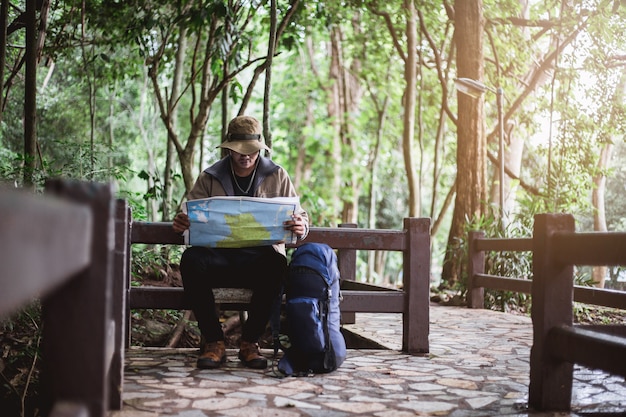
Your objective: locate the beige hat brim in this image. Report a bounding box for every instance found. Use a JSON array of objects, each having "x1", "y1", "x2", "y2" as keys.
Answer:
[{"x1": 217, "y1": 140, "x2": 270, "y2": 155}]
